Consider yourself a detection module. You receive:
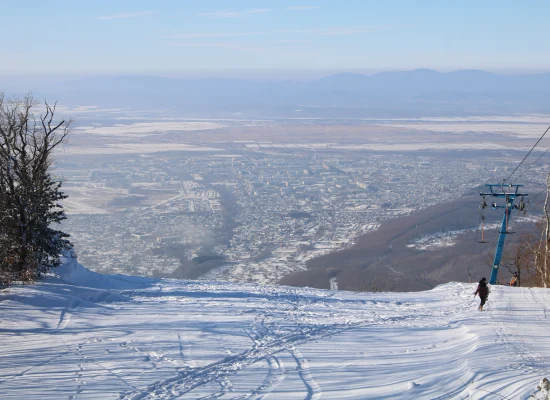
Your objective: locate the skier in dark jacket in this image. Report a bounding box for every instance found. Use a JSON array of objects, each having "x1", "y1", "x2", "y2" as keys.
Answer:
[
  {"x1": 510, "y1": 272, "x2": 518, "y2": 287},
  {"x1": 474, "y1": 277, "x2": 489, "y2": 311}
]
